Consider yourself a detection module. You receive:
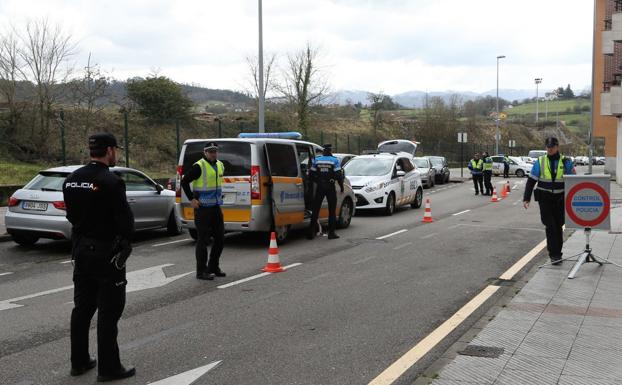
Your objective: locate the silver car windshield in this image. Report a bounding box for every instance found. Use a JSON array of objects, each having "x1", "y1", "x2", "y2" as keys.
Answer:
[
  {"x1": 24, "y1": 172, "x2": 69, "y2": 191},
  {"x1": 413, "y1": 158, "x2": 429, "y2": 168},
  {"x1": 344, "y1": 158, "x2": 393, "y2": 176}
]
